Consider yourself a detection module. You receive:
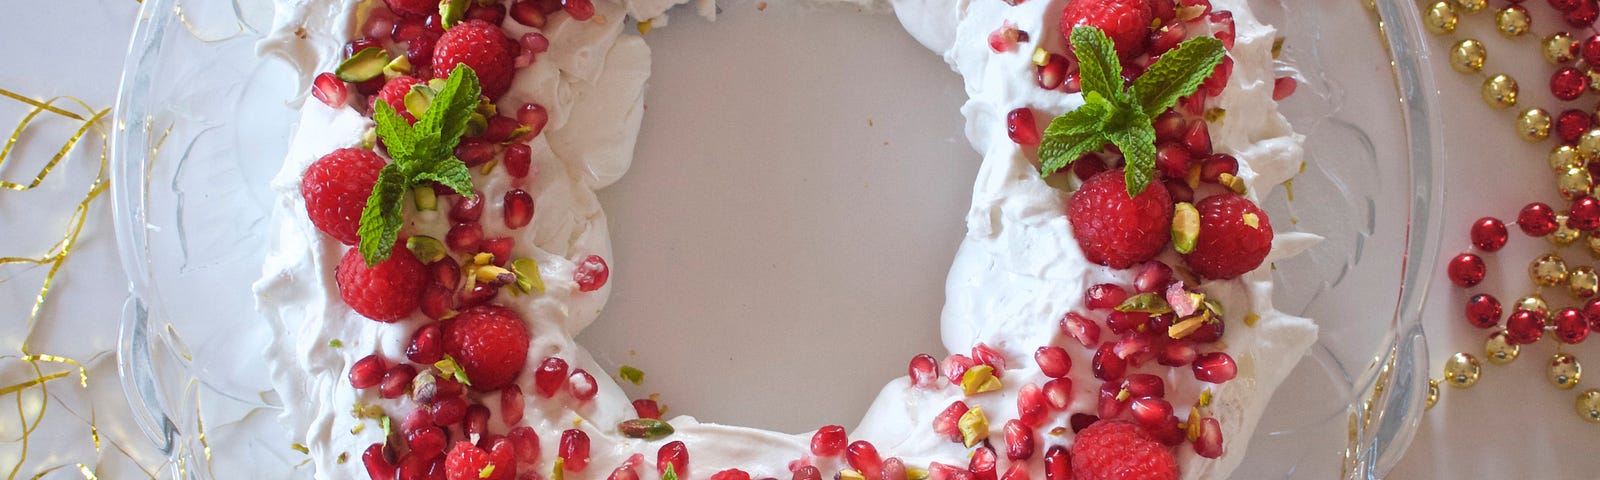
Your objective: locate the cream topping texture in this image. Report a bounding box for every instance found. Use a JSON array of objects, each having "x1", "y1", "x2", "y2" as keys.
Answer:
[{"x1": 255, "y1": 0, "x2": 1316, "y2": 478}]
